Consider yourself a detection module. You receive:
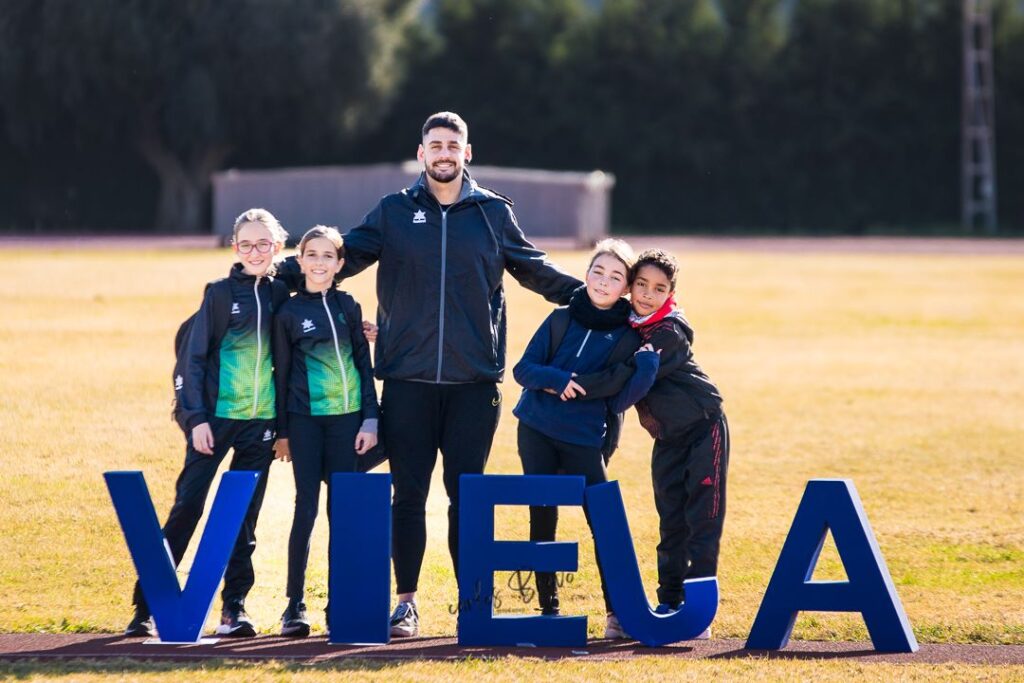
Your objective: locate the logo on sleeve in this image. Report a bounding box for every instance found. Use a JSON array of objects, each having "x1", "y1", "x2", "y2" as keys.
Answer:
[
  {"x1": 174, "y1": 375, "x2": 183, "y2": 391},
  {"x1": 231, "y1": 302, "x2": 240, "y2": 315},
  {"x1": 412, "y1": 209, "x2": 426, "y2": 224},
  {"x1": 301, "y1": 319, "x2": 316, "y2": 333}
]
